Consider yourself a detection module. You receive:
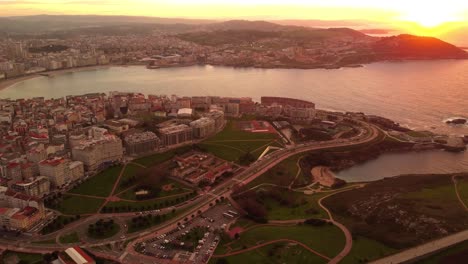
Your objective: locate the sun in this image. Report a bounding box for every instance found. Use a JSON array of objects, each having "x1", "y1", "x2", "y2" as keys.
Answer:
[{"x1": 399, "y1": 2, "x2": 462, "y2": 28}]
